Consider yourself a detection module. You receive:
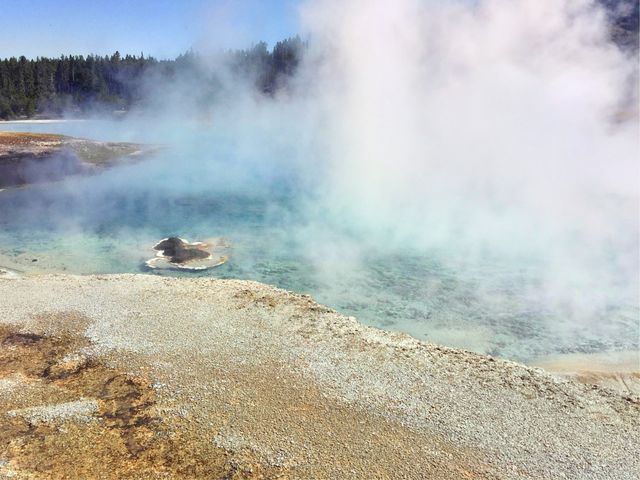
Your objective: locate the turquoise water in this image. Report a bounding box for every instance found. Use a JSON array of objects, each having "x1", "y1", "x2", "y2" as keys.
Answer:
[{"x1": 1, "y1": 120, "x2": 638, "y2": 362}]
